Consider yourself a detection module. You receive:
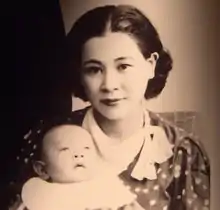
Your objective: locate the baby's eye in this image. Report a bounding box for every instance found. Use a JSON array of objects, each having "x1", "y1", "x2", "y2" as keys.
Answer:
[
  {"x1": 117, "y1": 63, "x2": 132, "y2": 71},
  {"x1": 60, "y1": 147, "x2": 69, "y2": 151}
]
